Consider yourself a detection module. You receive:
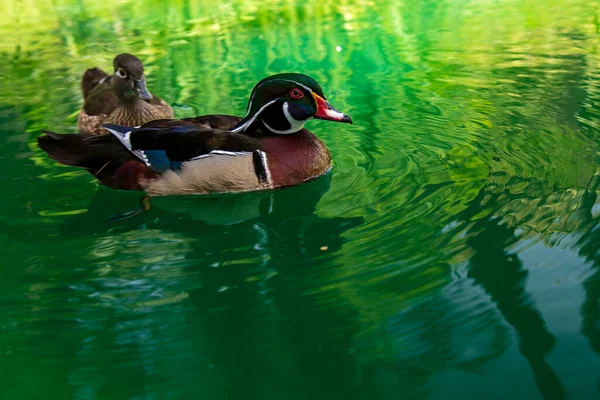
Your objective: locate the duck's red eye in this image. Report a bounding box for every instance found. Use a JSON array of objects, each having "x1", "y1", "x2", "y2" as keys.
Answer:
[{"x1": 289, "y1": 88, "x2": 304, "y2": 99}]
